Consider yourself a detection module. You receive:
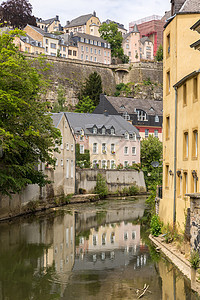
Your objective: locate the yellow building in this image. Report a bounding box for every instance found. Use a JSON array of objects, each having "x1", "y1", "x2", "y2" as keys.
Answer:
[
  {"x1": 36, "y1": 16, "x2": 61, "y2": 33},
  {"x1": 159, "y1": 0, "x2": 200, "y2": 230},
  {"x1": 63, "y1": 11, "x2": 101, "y2": 37}
]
